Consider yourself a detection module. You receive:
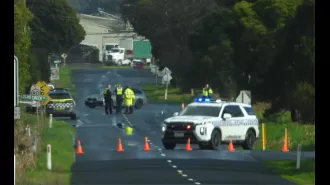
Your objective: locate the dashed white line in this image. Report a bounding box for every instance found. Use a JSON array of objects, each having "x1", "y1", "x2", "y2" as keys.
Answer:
[{"x1": 123, "y1": 115, "x2": 202, "y2": 185}]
